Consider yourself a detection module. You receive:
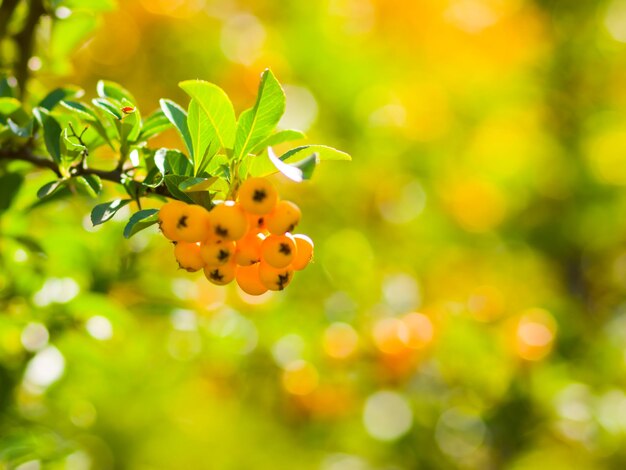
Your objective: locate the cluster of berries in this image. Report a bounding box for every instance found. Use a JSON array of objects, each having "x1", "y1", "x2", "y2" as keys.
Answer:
[{"x1": 157, "y1": 177, "x2": 314, "y2": 295}]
